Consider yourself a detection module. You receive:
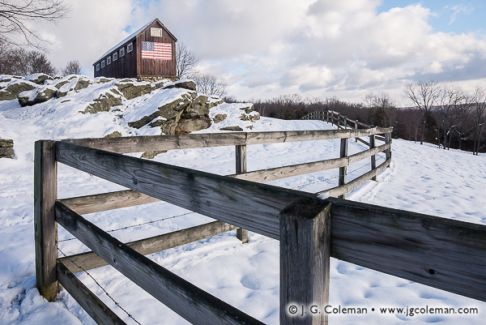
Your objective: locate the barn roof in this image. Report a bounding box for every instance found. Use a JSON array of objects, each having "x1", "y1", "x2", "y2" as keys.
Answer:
[{"x1": 94, "y1": 18, "x2": 177, "y2": 64}]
